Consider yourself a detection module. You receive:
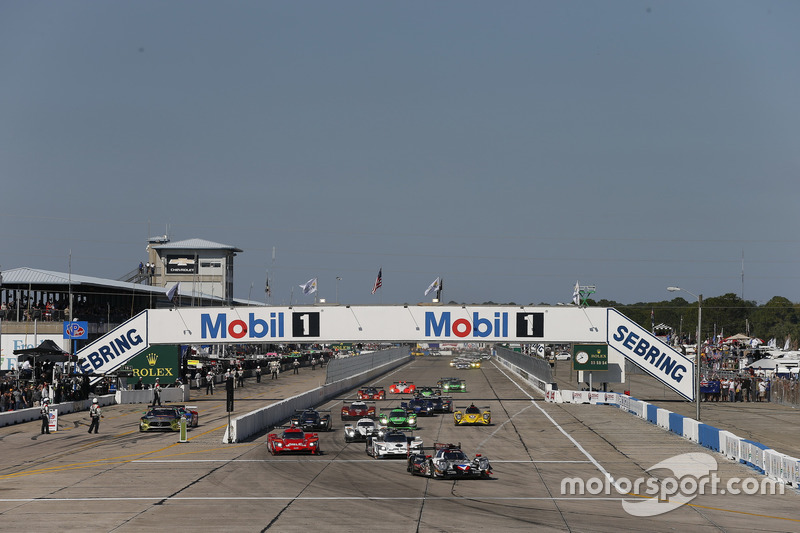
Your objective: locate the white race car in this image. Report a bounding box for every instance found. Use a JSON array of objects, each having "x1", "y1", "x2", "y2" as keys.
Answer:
[
  {"x1": 343, "y1": 418, "x2": 385, "y2": 443},
  {"x1": 365, "y1": 429, "x2": 423, "y2": 459}
]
